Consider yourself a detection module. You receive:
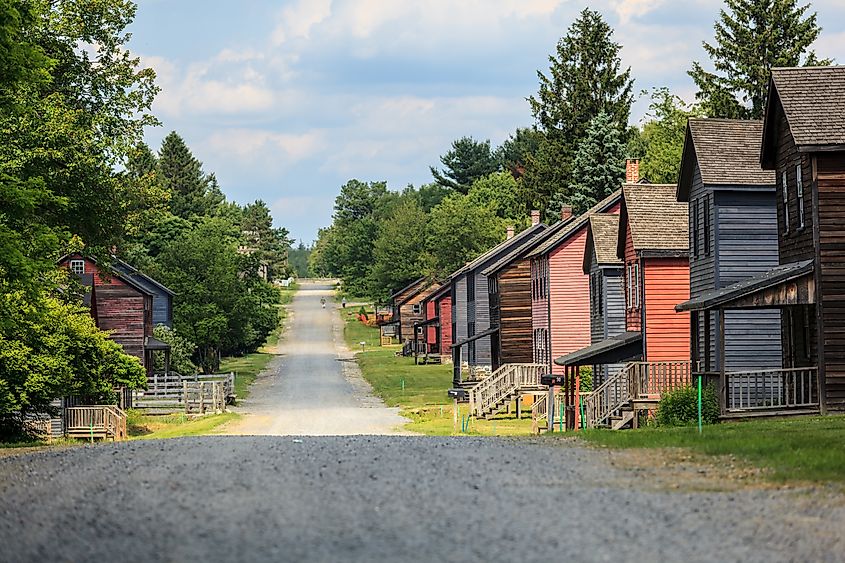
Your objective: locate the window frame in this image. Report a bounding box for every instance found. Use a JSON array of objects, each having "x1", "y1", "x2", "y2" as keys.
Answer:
[
  {"x1": 796, "y1": 164, "x2": 805, "y2": 229},
  {"x1": 69, "y1": 259, "x2": 85, "y2": 275},
  {"x1": 782, "y1": 170, "x2": 790, "y2": 233},
  {"x1": 703, "y1": 196, "x2": 711, "y2": 256},
  {"x1": 412, "y1": 303, "x2": 421, "y2": 315},
  {"x1": 692, "y1": 199, "x2": 700, "y2": 258}
]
